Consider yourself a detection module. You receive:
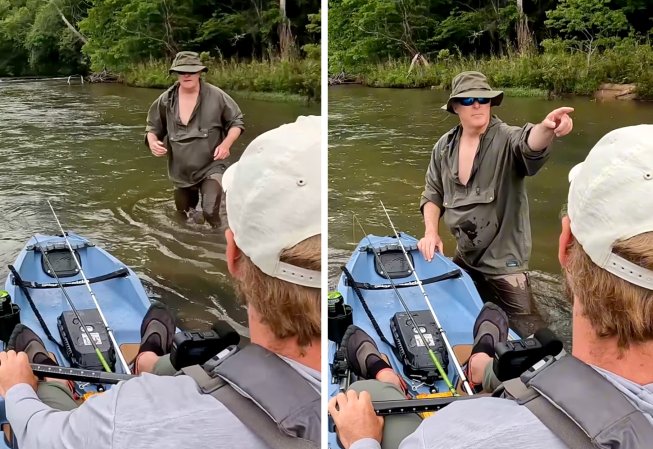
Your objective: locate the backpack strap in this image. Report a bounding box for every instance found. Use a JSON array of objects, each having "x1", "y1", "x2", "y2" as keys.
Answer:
[
  {"x1": 181, "y1": 345, "x2": 319, "y2": 449},
  {"x1": 500, "y1": 355, "x2": 653, "y2": 449}
]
